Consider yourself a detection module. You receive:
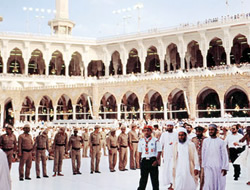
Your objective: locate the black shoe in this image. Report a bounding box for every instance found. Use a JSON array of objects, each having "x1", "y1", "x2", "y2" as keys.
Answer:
[
  {"x1": 37, "y1": 176, "x2": 41, "y2": 179},
  {"x1": 25, "y1": 177, "x2": 32, "y2": 180},
  {"x1": 19, "y1": 178, "x2": 24, "y2": 181},
  {"x1": 43, "y1": 175, "x2": 49, "y2": 178},
  {"x1": 95, "y1": 171, "x2": 101, "y2": 173},
  {"x1": 130, "y1": 168, "x2": 136, "y2": 170},
  {"x1": 123, "y1": 169, "x2": 128, "y2": 171},
  {"x1": 234, "y1": 177, "x2": 238, "y2": 181},
  {"x1": 77, "y1": 172, "x2": 82, "y2": 175},
  {"x1": 90, "y1": 171, "x2": 93, "y2": 174},
  {"x1": 110, "y1": 170, "x2": 116, "y2": 172},
  {"x1": 73, "y1": 173, "x2": 77, "y2": 175}
]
